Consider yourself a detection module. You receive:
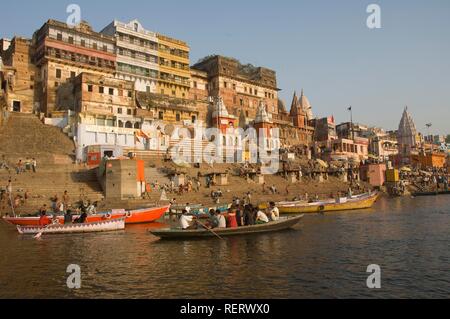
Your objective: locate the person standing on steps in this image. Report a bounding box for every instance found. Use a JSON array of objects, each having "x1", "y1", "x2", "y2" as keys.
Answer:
[{"x1": 31, "y1": 158, "x2": 37, "y2": 173}]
